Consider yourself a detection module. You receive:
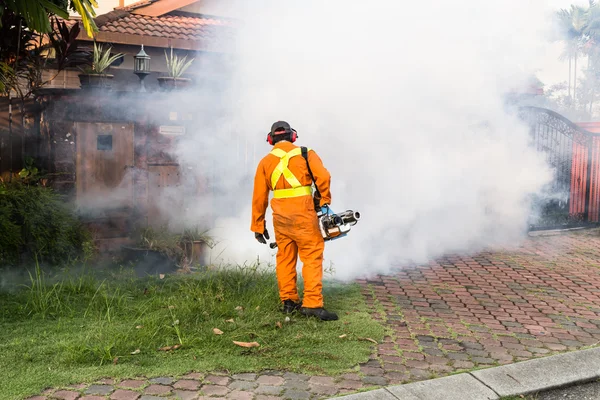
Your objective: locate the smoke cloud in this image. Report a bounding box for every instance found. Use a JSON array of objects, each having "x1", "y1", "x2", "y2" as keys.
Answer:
[{"x1": 162, "y1": 1, "x2": 562, "y2": 280}]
